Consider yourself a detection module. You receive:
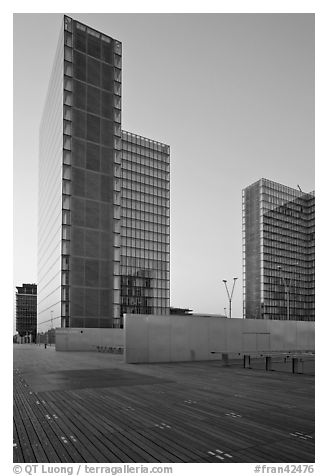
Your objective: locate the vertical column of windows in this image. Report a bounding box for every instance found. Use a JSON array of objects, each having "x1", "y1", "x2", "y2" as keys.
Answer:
[
  {"x1": 112, "y1": 40, "x2": 122, "y2": 326},
  {"x1": 61, "y1": 25, "x2": 73, "y2": 326},
  {"x1": 259, "y1": 186, "x2": 264, "y2": 310}
]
